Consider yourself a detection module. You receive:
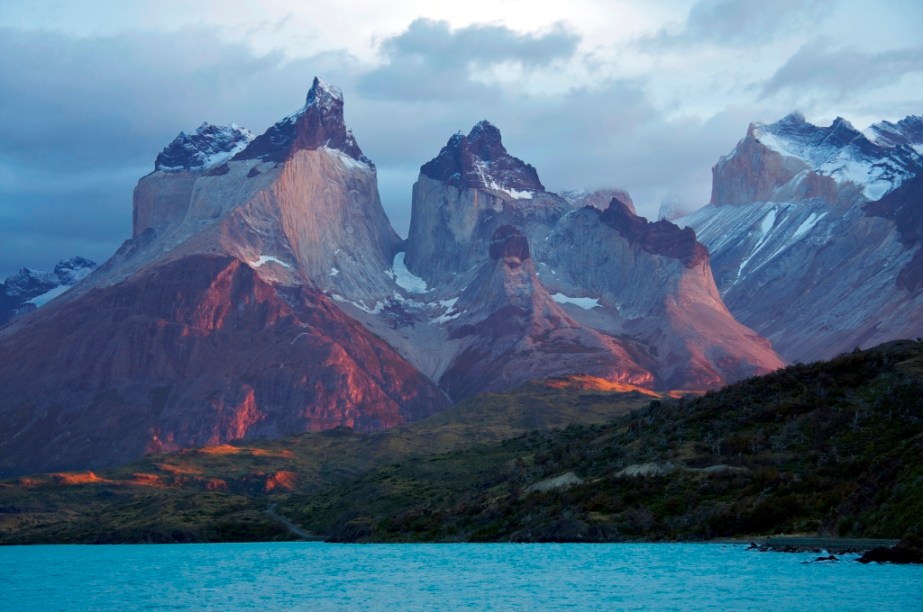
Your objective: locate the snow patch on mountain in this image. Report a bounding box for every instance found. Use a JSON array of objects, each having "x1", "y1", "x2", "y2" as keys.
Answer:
[
  {"x1": 751, "y1": 114, "x2": 922, "y2": 201},
  {"x1": 29, "y1": 284, "x2": 71, "y2": 307},
  {"x1": 791, "y1": 211, "x2": 827, "y2": 241},
  {"x1": 250, "y1": 255, "x2": 291, "y2": 268},
  {"x1": 322, "y1": 145, "x2": 373, "y2": 171},
  {"x1": 387, "y1": 252, "x2": 429, "y2": 294},
  {"x1": 551, "y1": 293, "x2": 601, "y2": 310},
  {"x1": 475, "y1": 161, "x2": 534, "y2": 199},
  {"x1": 736, "y1": 207, "x2": 778, "y2": 280},
  {"x1": 330, "y1": 293, "x2": 384, "y2": 314}
]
